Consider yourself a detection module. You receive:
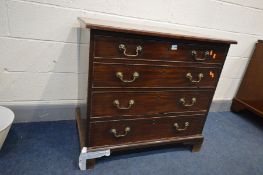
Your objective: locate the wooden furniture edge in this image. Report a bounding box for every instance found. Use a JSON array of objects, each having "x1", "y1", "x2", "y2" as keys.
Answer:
[
  {"x1": 231, "y1": 98, "x2": 263, "y2": 117},
  {"x1": 86, "y1": 135, "x2": 204, "y2": 153},
  {"x1": 76, "y1": 107, "x2": 86, "y2": 149}
]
